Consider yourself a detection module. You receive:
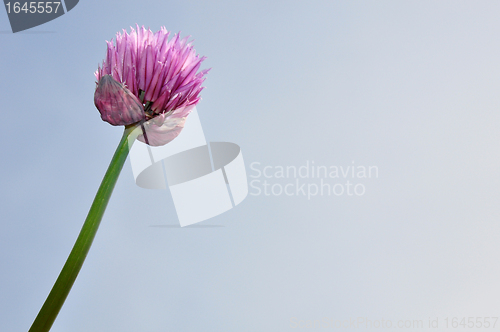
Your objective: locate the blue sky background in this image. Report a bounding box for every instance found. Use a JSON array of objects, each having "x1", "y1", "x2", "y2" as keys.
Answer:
[{"x1": 1, "y1": 1, "x2": 500, "y2": 331}]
